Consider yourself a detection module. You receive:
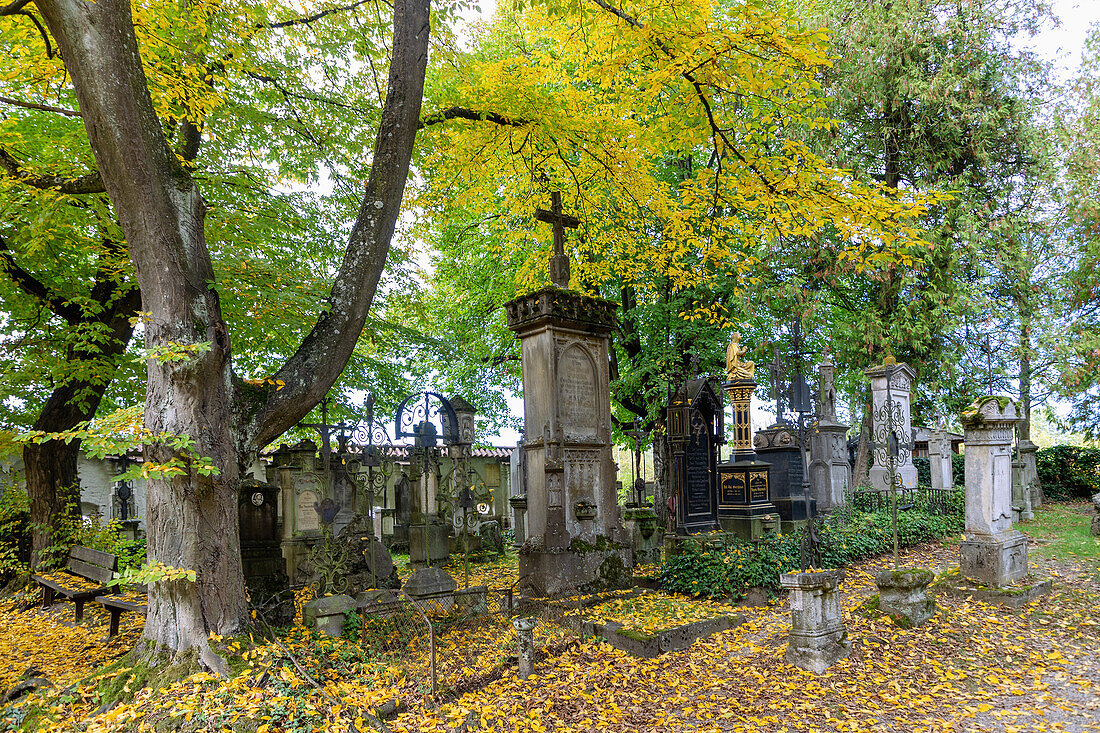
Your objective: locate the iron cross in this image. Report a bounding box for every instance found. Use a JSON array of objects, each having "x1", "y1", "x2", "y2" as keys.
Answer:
[
  {"x1": 536, "y1": 191, "x2": 579, "y2": 289},
  {"x1": 766, "y1": 345, "x2": 785, "y2": 423}
]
